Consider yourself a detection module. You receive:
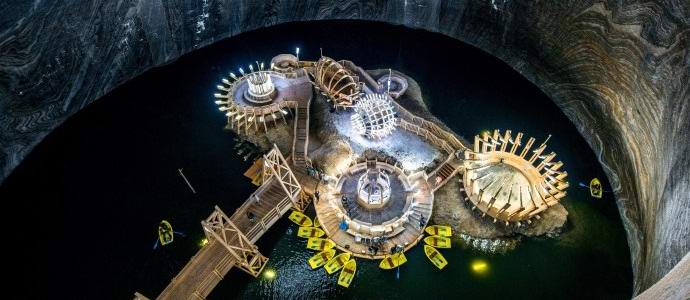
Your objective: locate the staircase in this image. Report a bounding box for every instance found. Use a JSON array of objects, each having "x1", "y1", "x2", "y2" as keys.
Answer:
[
  {"x1": 409, "y1": 202, "x2": 432, "y2": 227},
  {"x1": 292, "y1": 104, "x2": 310, "y2": 167},
  {"x1": 429, "y1": 160, "x2": 459, "y2": 191},
  {"x1": 319, "y1": 205, "x2": 341, "y2": 234}
]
